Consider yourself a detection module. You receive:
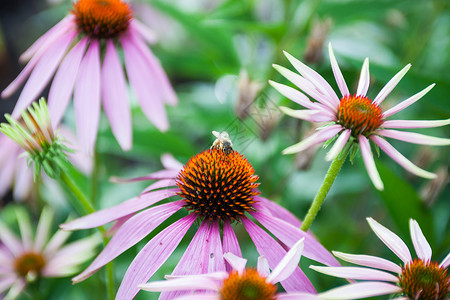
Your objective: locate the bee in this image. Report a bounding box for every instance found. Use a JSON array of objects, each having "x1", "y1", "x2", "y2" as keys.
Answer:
[{"x1": 211, "y1": 131, "x2": 233, "y2": 155}]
